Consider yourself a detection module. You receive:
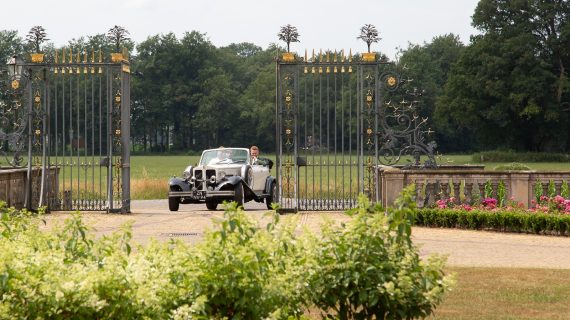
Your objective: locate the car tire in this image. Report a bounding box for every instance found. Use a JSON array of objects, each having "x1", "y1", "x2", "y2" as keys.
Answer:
[
  {"x1": 266, "y1": 181, "x2": 277, "y2": 209},
  {"x1": 243, "y1": 167, "x2": 253, "y2": 187},
  {"x1": 234, "y1": 182, "x2": 244, "y2": 207},
  {"x1": 206, "y1": 200, "x2": 218, "y2": 210},
  {"x1": 169, "y1": 197, "x2": 180, "y2": 211}
]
